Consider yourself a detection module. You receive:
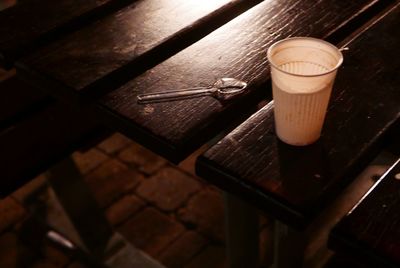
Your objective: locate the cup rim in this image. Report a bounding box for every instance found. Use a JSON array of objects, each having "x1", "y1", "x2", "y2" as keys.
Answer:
[{"x1": 267, "y1": 37, "x2": 344, "y2": 77}]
